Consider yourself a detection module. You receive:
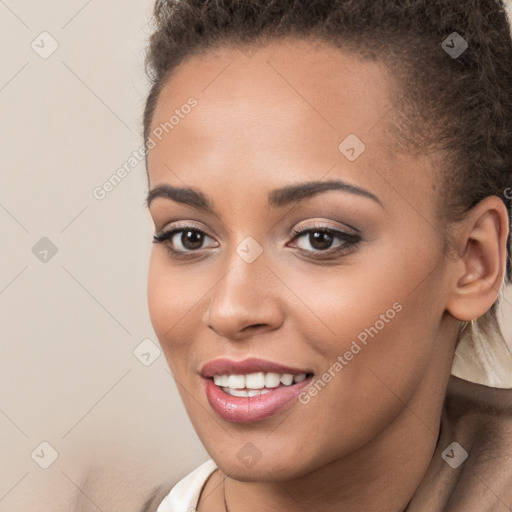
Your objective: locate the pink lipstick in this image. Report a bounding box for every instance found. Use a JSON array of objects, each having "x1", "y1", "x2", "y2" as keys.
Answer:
[{"x1": 200, "y1": 357, "x2": 314, "y2": 423}]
